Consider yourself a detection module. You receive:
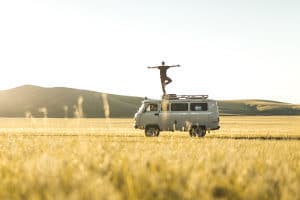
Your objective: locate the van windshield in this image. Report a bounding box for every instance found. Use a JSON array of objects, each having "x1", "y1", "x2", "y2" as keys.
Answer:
[{"x1": 138, "y1": 104, "x2": 145, "y2": 113}]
